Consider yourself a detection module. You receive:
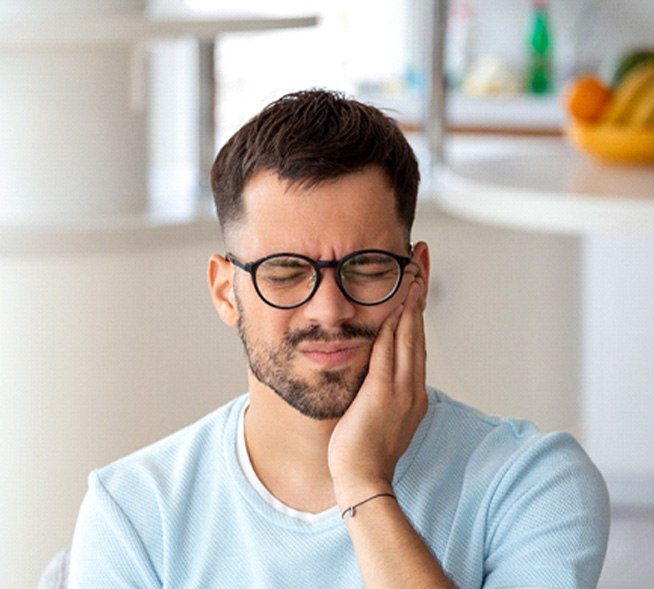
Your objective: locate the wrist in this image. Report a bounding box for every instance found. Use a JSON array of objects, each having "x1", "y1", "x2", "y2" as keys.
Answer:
[
  {"x1": 340, "y1": 492, "x2": 397, "y2": 519},
  {"x1": 333, "y1": 477, "x2": 394, "y2": 512}
]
